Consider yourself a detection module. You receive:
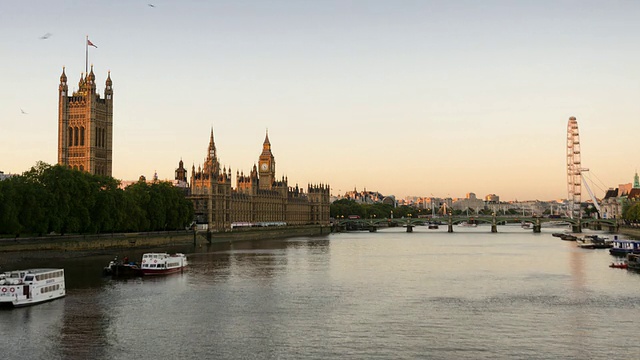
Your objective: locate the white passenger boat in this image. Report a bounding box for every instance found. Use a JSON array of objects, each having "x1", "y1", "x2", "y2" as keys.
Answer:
[
  {"x1": 0, "y1": 268, "x2": 65, "y2": 307},
  {"x1": 140, "y1": 253, "x2": 188, "y2": 276}
]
